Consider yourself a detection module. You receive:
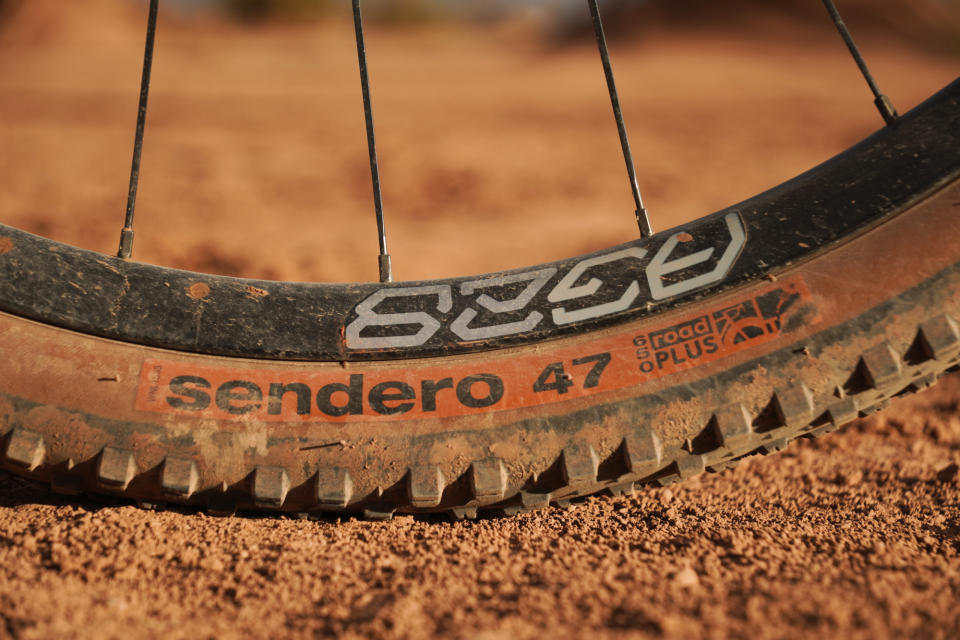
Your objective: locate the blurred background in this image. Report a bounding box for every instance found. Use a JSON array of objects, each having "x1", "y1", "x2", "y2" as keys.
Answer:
[
  {"x1": 0, "y1": 0, "x2": 957, "y2": 282},
  {"x1": 93, "y1": 0, "x2": 960, "y2": 44},
  {"x1": 3, "y1": 1, "x2": 955, "y2": 43}
]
